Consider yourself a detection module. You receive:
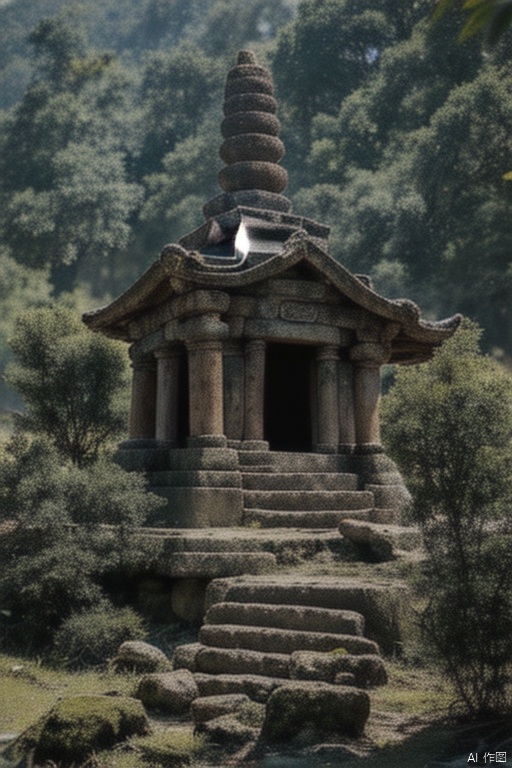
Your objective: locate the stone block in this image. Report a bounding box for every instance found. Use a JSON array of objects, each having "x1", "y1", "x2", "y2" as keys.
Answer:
[
  {"x1": 194, "y1": 673, "x2": 285, "y2": 703},
  {"x1": 245, "y1": 318, "x2": 340, "y2": 345},
  {"x1": 172, "y1": 643, "x2": 202, "y2": 673},
  {"x1": 150, "y1": 487, "x2": 244, "y2": 528},
  {"x1": 167, "y1": 447, "x2": 240, "y2": 471},
  {"x1": 243, "y1": 489, "x2": 374, "y2": 511},
  {"x1": 199, "y1": 625, "x2": 378, "y2": 655},
  {"x1": 113, "y1": 641, "x2": 172, "y2": 673},
  {"x1": 149, "y1": 470, "x2": 242, "y2": 488},
  {"x1": 261, "y1": 682, "x2": 370, "y2": 743},
  {"x1": 156, "y1": 551, "x2": 276, "y2": 578},
  {"x1": 137, "y1": 669, "x2": 199, "y2": 714},
  {"x1": 339, "y1": 519, "x2": 422, "y2": 562},
  {"x1": 195, "y1": 646, "x2": 290, "y2": 679},
  {"x1": 243, "y1": 508, "x2": 372, "y2": 528},
  {"x1": 204, "y1": 602, "x2": 365, "y2": 636},
  {"x1": 191, "y1": 694, "x2": 250, "y2": 724},
  {"x1": 290, "y1": 651, "x2": 387, "y2": 688}
]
